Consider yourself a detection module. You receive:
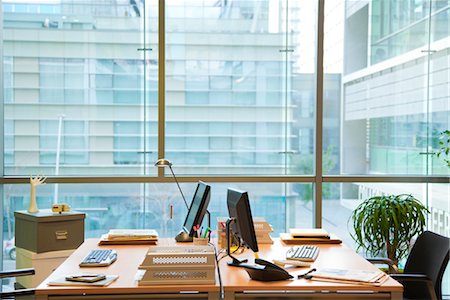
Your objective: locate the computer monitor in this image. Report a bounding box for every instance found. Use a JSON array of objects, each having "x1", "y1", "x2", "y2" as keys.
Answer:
[
  {"x1": 226, "y1": 188, "x2": 259, "y2": 265},
  {"x1": 175, "y1": 181, "x2": 211, "y2": 242}
]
